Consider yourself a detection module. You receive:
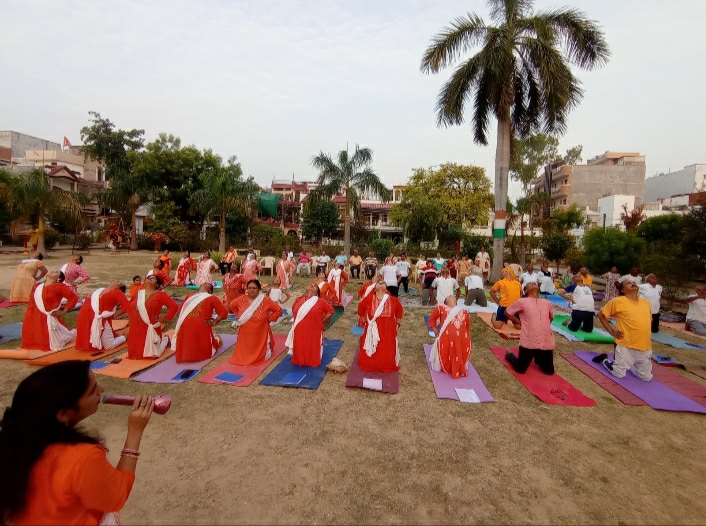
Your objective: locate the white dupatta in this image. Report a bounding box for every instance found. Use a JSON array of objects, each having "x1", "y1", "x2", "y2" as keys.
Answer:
[
  {"x1": 89, "y1": 288, "x2": 118, "y2": 350},
  {"x1": 363, "y1": 293, "x2": 390, "y2": 358},
  {"x1": 137, "y1": 289, "x2": 163, "y2": 358},
  {"x1": 429, "y1": 305, "x2": 465, "y2": 372},
  {"x1": 285, "y1": 296, "x2": 319, "y2": 355},
  {"x1": 172, "y1": 292, "x2": 210, "y2": 351},
  {"x1": 328, "y1": 268, "x2": 342, "y2": 297},
  {"x1": 33, "y1": 284, "x2": 76, "y2": 351},
  {"x1": 362, "y1": 282, "x2": 375, "y2": 299}
]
